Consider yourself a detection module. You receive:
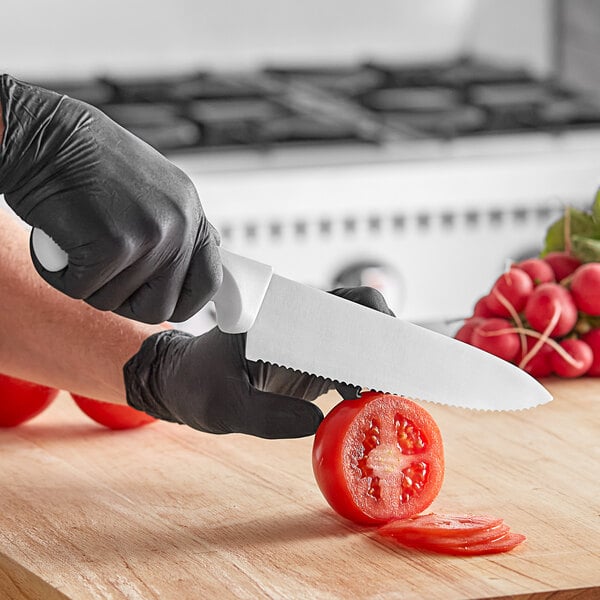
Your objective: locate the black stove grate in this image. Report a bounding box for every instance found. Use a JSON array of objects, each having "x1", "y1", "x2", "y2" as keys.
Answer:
[{"x1": 31, "y1": 55, "x2": 600, "y2": 153}]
